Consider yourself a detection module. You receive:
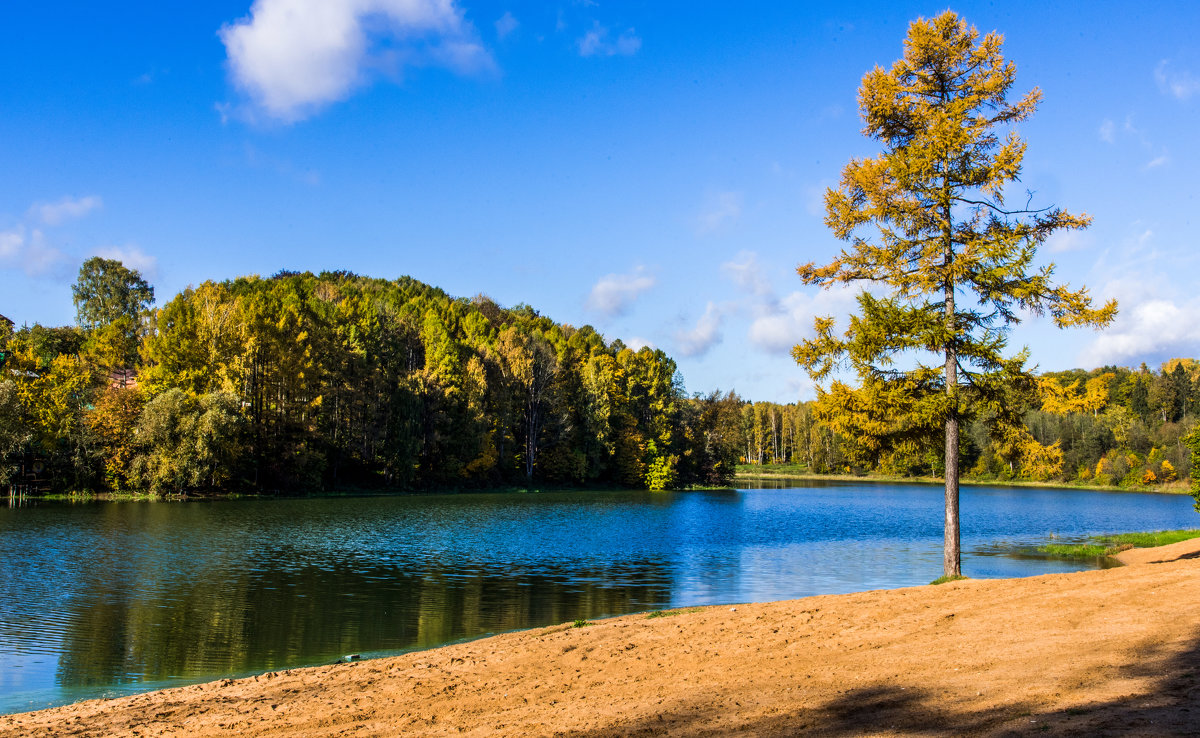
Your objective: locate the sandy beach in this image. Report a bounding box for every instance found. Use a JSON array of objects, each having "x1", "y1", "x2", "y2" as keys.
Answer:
[{"x1": 4, "y1": 538, "x2": 1199, "y2": 737}]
